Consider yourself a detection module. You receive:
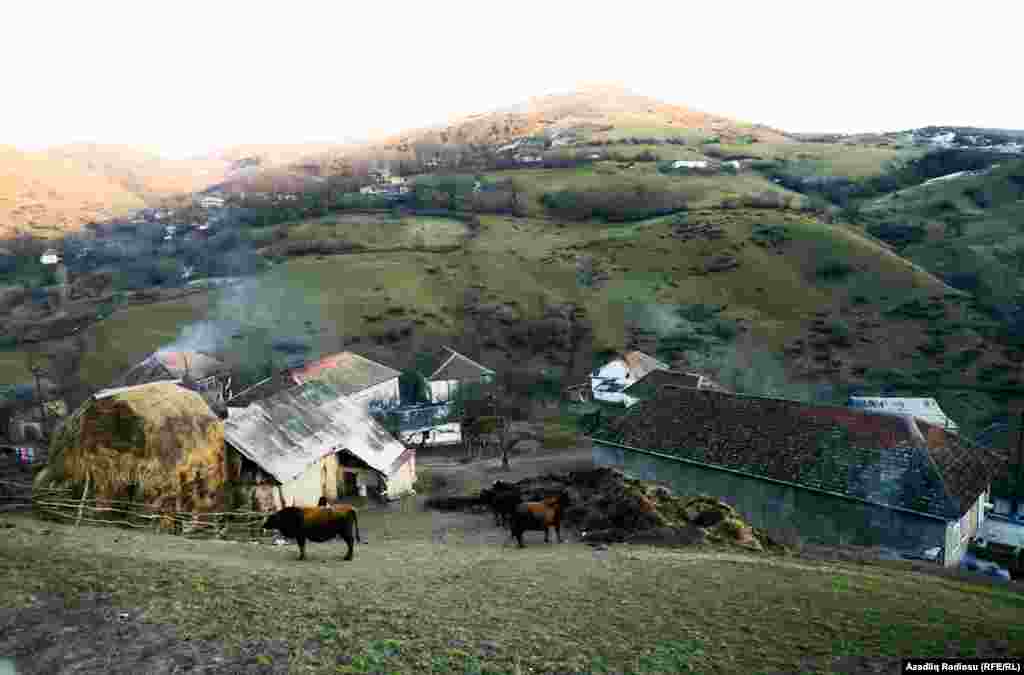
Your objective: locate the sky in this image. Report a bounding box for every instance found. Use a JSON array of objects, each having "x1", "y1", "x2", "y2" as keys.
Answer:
[{"x1": 2, "y1": 0, "x2": 1019, "y2": 159}]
